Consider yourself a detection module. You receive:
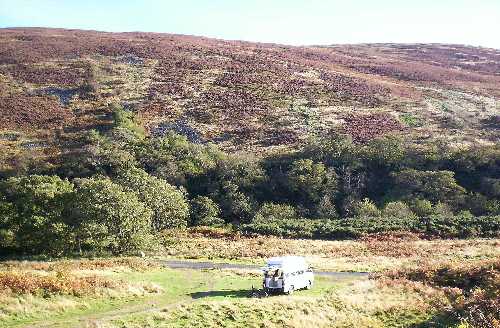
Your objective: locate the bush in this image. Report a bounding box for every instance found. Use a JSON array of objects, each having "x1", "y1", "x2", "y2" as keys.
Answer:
[
  {"x1": 242, "y1": 218, "x2": 317, "y2": 239},
  {"x1": 433, "y1": 201, "x2": 454, "y2": 216},
  {"x1": 466, "y1": 193, "x2": 500, "y2": 216},
  {"x1": 241, "y1": 215, "x2": 499, "y2": 240},
  {"x1": 220, "y1": 186, "x2": 256, "y2": 223},
  {"x1": 315, "y1": 195, "x2": 339, "y2": 219},
  {"x1": 135, "y1": 132, "x2": 223, "y2": 185},
  {"x1": 80, "y1": 130, "x2": 138, "y2": 176},
  {"x1": 382, "y1": 259, "x2": 500, "y2": 328},
  {"x1": 111, "y1": 104, "x2": 145, "y2": 139},
  {"x1": 72, "y1": 177, "x2": 153, "y2": 254},
  {"x1": 408, "y1": 198, "x2": 435, "y2": 217},
  {"x1": 116, "y1": 168, "x2": 190, "y2": 230},
  {"x1": 190, "y1": 196, "x2": 224, "y2": 226},
  {"x1": 421, "y1": 215, "x2": 500, "y2": 238}
]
